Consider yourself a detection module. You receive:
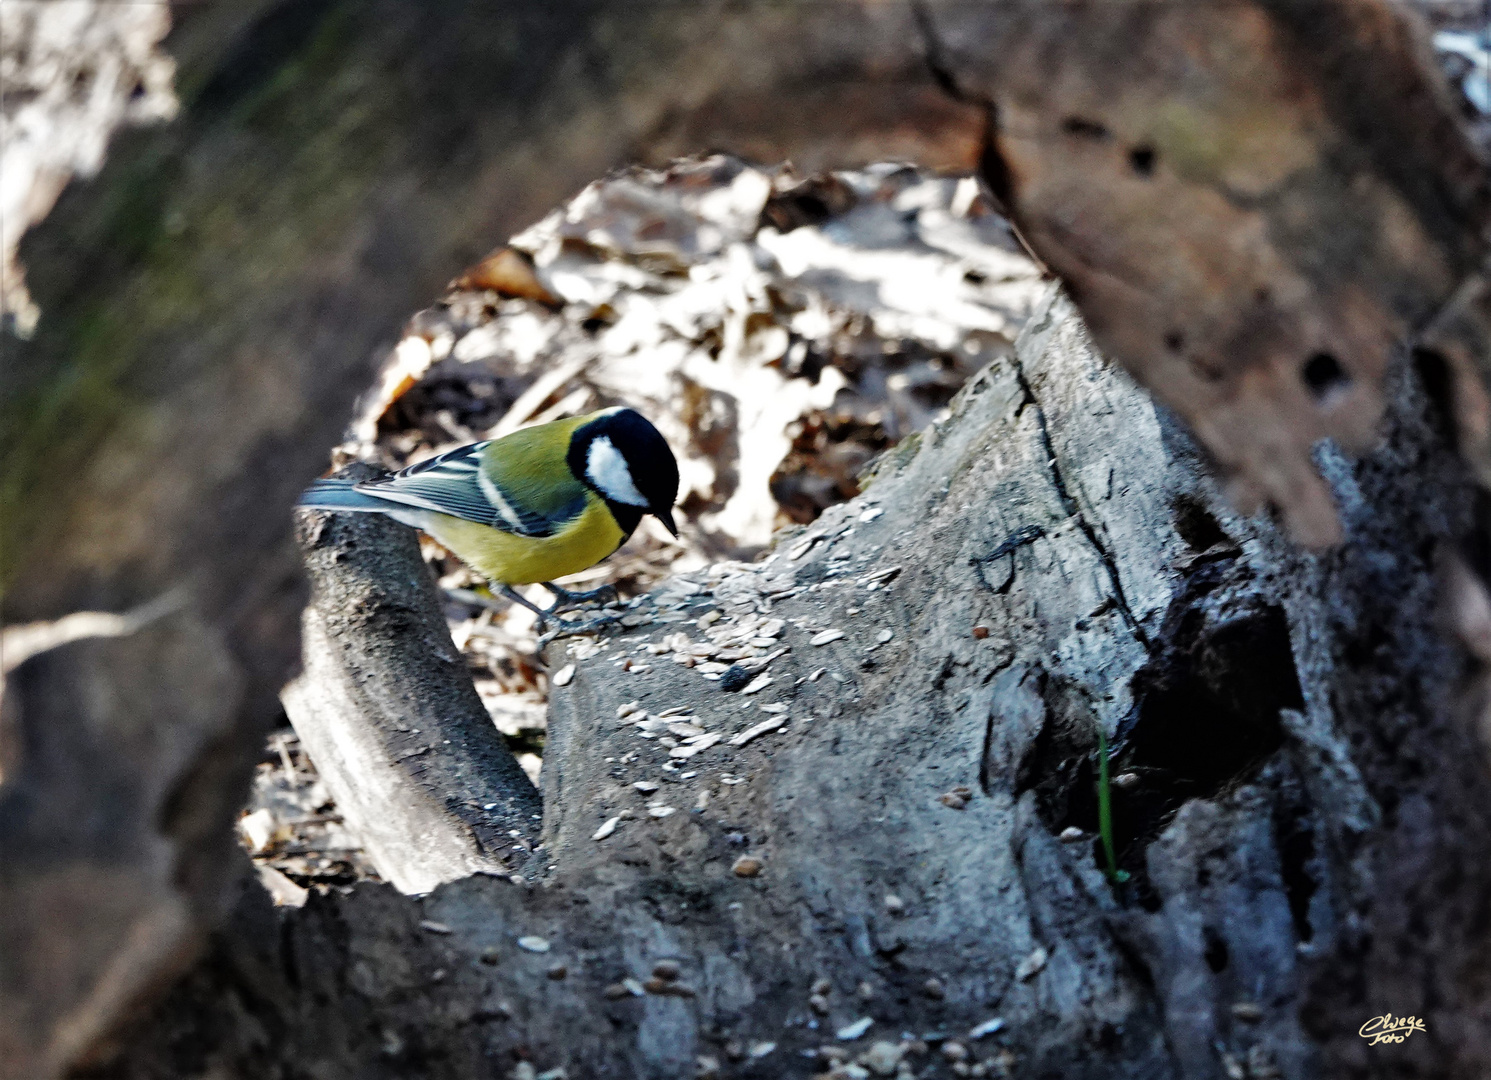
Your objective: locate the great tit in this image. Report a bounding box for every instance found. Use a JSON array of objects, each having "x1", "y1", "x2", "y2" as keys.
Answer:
[{"x1": 298, "y1": 406, "x2": 680, "y2": 629}]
